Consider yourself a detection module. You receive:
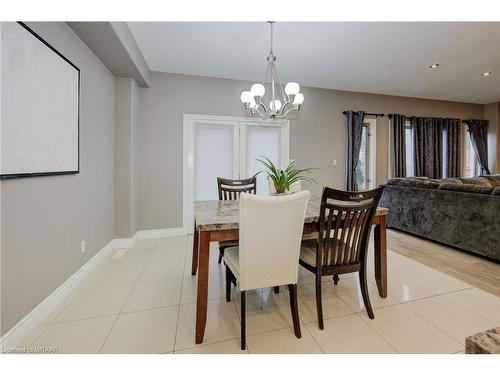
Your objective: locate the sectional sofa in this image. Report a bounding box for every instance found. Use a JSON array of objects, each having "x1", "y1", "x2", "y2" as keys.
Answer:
[{"x1": 379, "y1": 175, "x2": 500, "y2": 261}]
